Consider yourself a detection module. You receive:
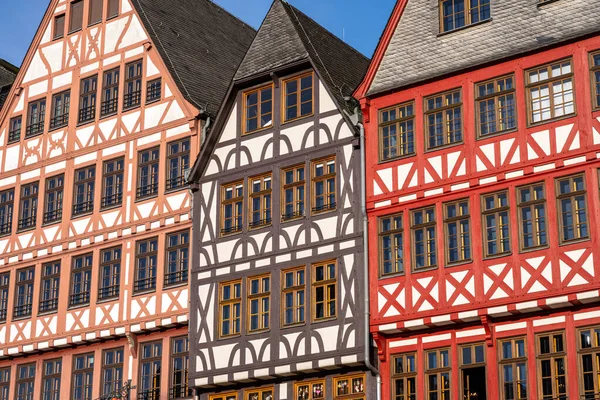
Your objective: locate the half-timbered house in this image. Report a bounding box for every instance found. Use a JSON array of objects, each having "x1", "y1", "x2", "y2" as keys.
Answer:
[
  {"x1": 355, "y1": 1, "x2": 600, "y2": 399},
  {"x1": 188, "y1": 1, "x2": 374, "y2": 399},
  {"x1": 0, "y1": 0, "x2": 254, "y2": 398}
]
